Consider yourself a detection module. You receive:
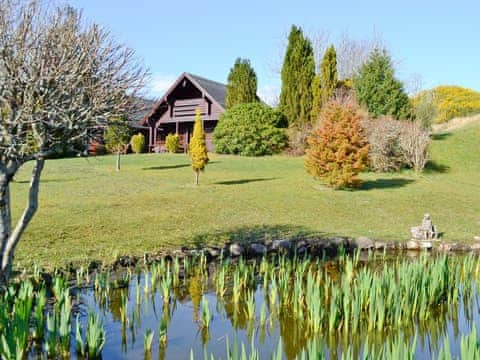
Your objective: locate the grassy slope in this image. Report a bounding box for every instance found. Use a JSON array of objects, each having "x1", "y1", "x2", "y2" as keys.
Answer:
[{"x1": 11, "y1": 121, "x2": 480, "y2": 269}]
